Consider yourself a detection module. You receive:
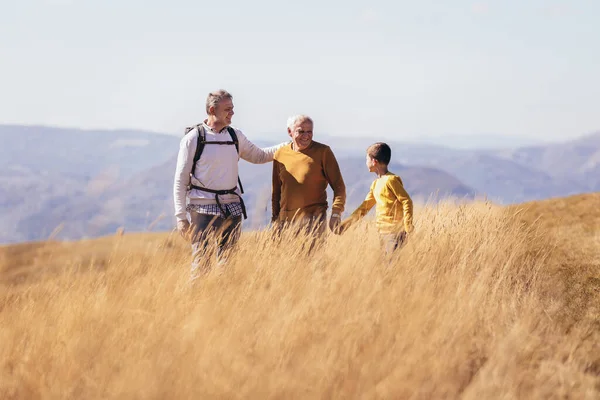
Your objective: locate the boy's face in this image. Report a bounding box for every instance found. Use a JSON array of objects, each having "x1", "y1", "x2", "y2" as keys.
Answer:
[{"x1": 366, "y1": 154, "x2": 377, "y2": 172}]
